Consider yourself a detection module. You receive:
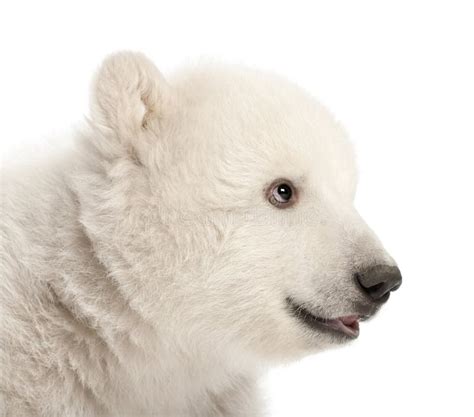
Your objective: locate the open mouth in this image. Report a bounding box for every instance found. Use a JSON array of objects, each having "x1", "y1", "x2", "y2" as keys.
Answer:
[{"x1": 286, "y1": 298, "x2": 364, "y2": 339}]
